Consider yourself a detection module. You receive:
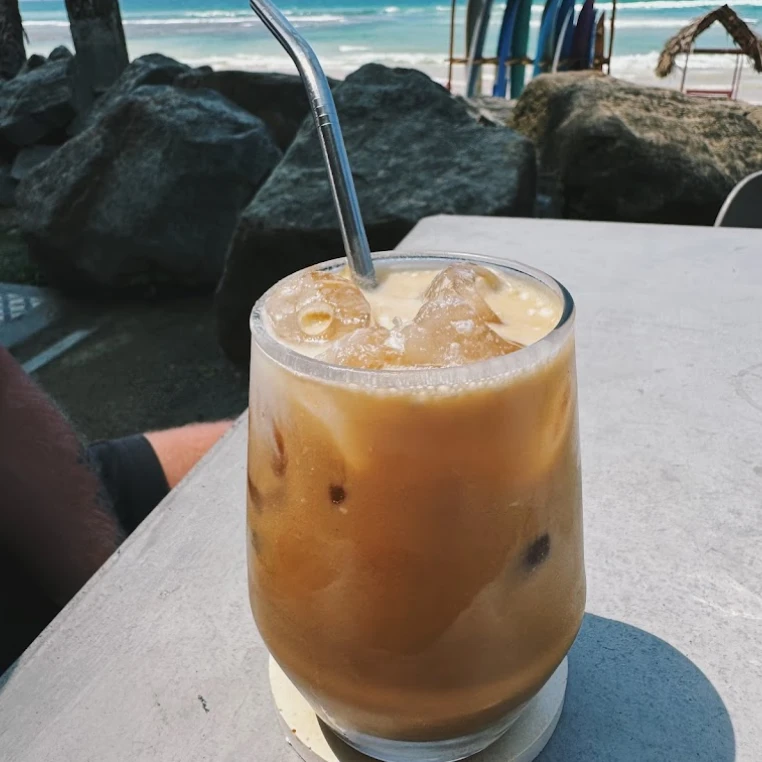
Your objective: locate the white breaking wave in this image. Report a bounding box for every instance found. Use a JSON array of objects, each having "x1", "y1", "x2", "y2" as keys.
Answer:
[
  {"x1": 601, "y1": 16, "x2": 719, "y2": 27},
  {"x1": 339, "y1": 44, "x2": 372, "y2": 51},
  {"x1": 454, "y1": 0, "x2": 762, "y2": 11},
  {"x1": 284, "y1": 13, "x2": 348, "y2": 22},
  {"x1": 611, "y1": 50, "x2": 665, "y2": 74},
  {"x1": 124, "y1": 17, "x2": 257, "y2": 25},
  {"x1": 597, "y1": 0, "x2": 762, "y2": 9},
  {"x1": 432, "y1": 0, "x2": 762, "y2": 10},
  {"x1": 526, "y1": 15, "x2": 694, "y2": 27},
  {"x1": 21, "y1": 0, "x2": 762, "y2": 28},
  {"x1": 611, "y1": 49, "x2": 756, "y2": 74},
  {"x1": 183, "y1": 10, "x2": 251, "y2": 18},
  {"x1": 180, "y1": 46, "x2": 755, "y2": 76},
  {"x1": 529, "y1": 0, "x2": 762, "y2": 12},
  {"x1": 24, "y1": 12, "x2": 347, "y2": 27},
  {"x1": 183, "y1": 50, "x2": 445, "y2": 72},
  {"x1": 23, "y1": 17, "x2": 249, "y2": 26}
]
